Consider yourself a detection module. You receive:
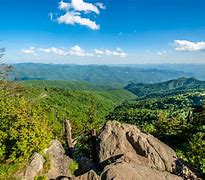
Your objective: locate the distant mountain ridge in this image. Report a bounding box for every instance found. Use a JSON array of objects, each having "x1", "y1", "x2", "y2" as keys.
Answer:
[
  {"x1": 10, "y1": 63, "x2": 192, "y2": 85},
  {"x1": 125, "y1": 77, "x2": 205, "y2": 97}
]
